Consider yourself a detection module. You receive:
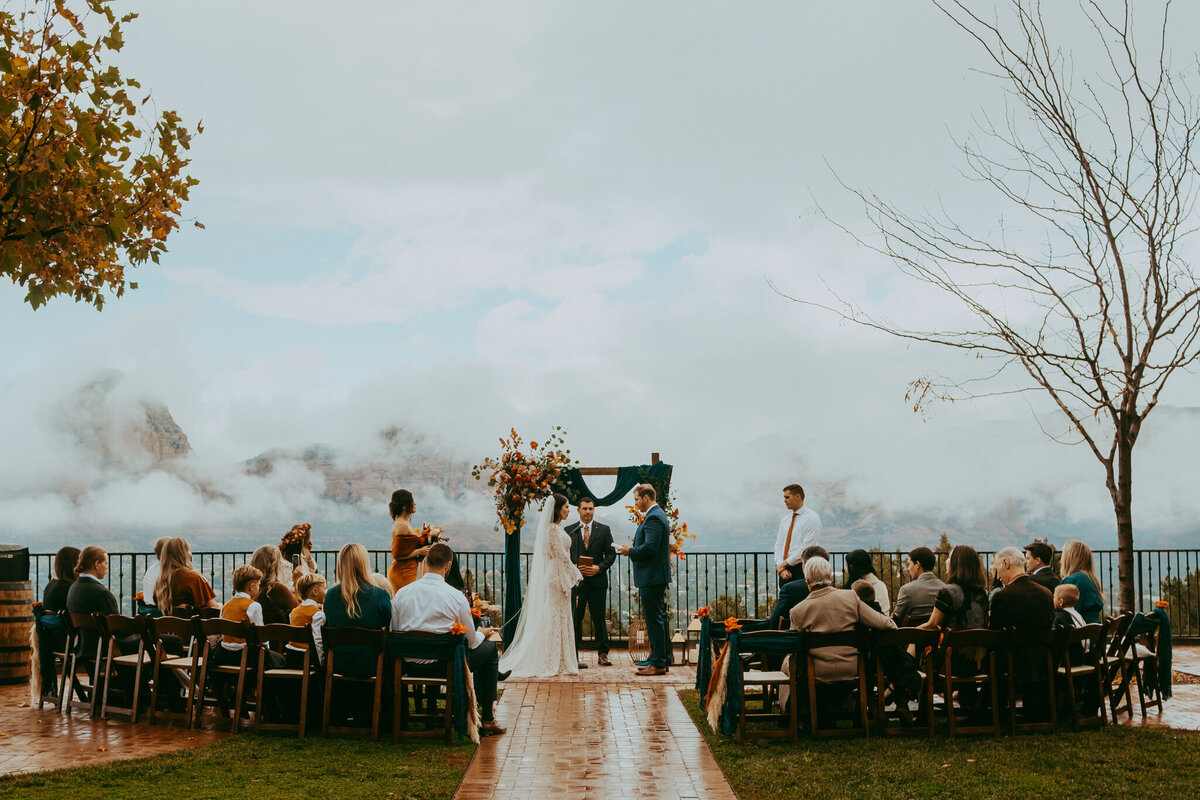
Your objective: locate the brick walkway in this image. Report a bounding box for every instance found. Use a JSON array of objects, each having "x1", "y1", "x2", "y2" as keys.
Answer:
[
  {"x1": 453, "y1": 650, "x2": 737, "y2": 800},
  {"x1": 0, "y1": 684, "x2": 227, "y2": 775}
]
